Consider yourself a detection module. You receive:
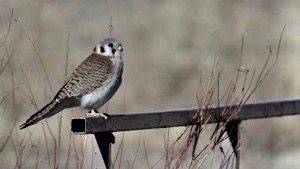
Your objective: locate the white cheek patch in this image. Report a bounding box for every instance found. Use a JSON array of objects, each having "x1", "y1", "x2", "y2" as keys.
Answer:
[{"x1": 102, "y1": 46, "x2": 113, "y2": 56}]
